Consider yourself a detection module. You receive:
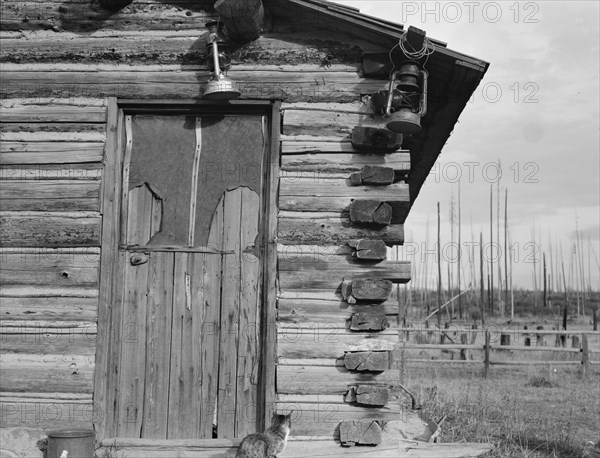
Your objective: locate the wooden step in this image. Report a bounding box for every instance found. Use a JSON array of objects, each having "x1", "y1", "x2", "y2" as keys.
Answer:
[{"x1": 97, "y1": 437, "x2": 493, "y2": 457}]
